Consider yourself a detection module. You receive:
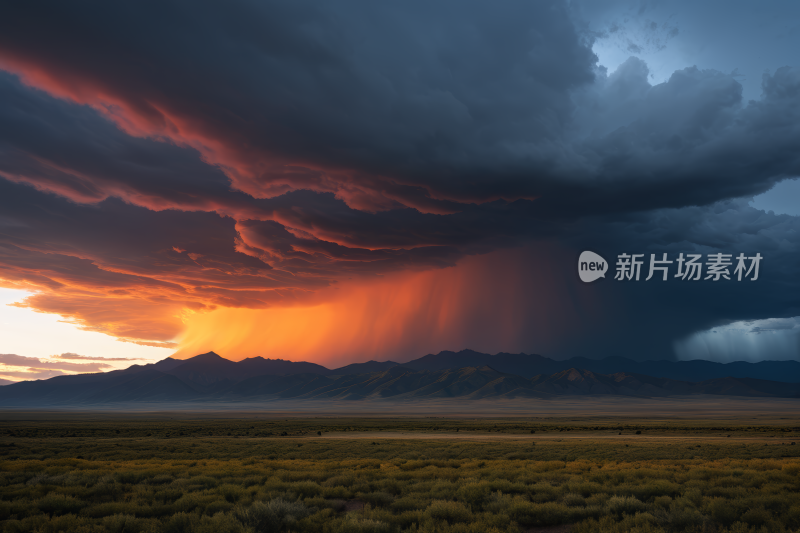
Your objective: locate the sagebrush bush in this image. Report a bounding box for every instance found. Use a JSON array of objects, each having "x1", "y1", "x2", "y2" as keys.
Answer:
[
  {"x1": 607, "y1": 495, "x2": 646, "y2": 515},
  {"x1": 424, "y1": 500, "x2": 471, "y2": 523},
  {"x1": 328, "y1": 515, "x2": 392, "y2": 533},
  {"x1": 35, "y1": 493, "x2": 85, "y2": 516}
]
